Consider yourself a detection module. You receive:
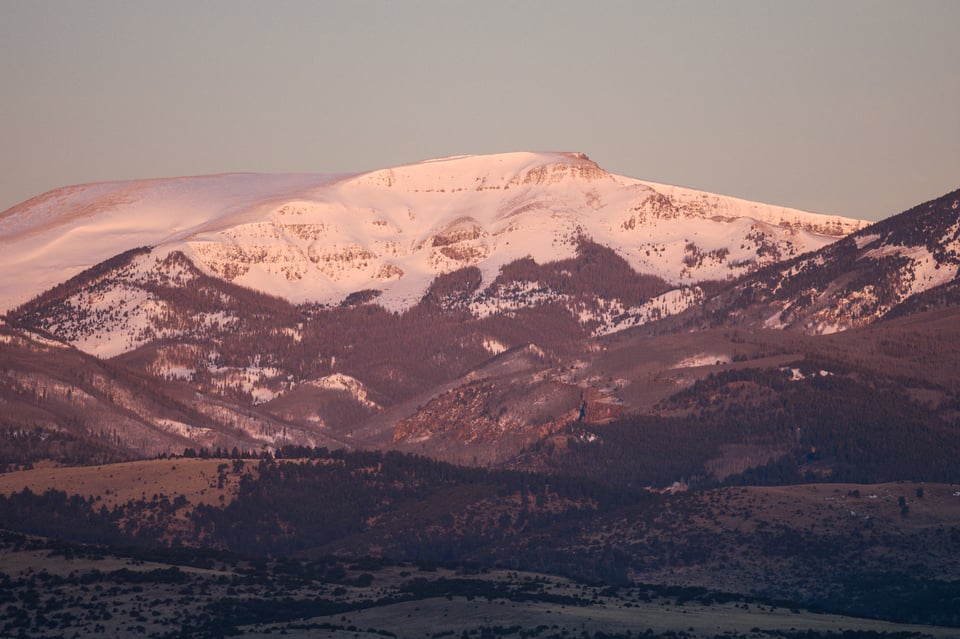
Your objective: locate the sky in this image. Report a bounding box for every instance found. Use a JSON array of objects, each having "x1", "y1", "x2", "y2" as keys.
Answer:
[{"x1": 1, "y1": 0, "x2": 957, "y2": 221}]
